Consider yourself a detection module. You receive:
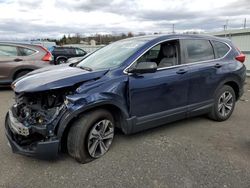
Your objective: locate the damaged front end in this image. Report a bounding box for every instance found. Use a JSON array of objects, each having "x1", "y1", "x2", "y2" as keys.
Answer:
[{"x1": 5, "y1": 88, "x2": 74, "y2": 159}]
